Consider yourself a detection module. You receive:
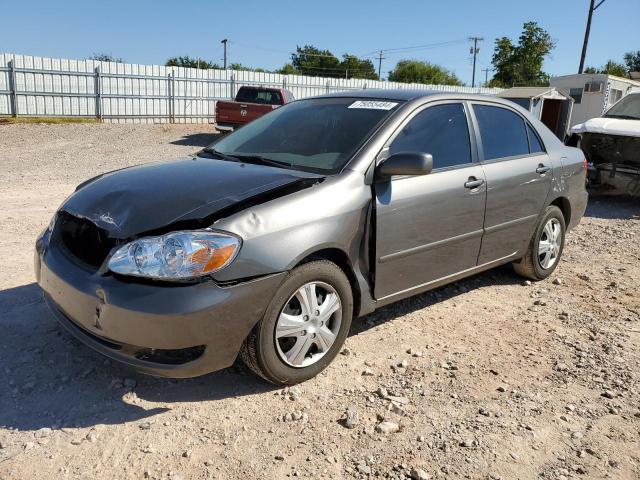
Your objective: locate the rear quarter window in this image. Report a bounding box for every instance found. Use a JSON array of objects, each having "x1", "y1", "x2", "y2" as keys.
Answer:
[
  {"x1": 526, "y1": 123, "x2": 545, "y2": 154},
  {"x1": 474, "y1": 104, "x2": 529, "y2": 160}
]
